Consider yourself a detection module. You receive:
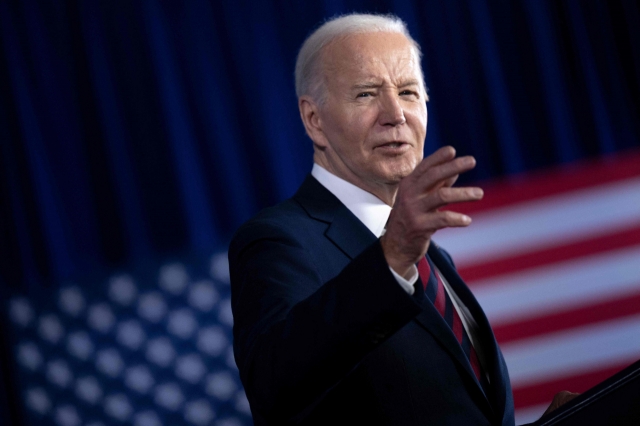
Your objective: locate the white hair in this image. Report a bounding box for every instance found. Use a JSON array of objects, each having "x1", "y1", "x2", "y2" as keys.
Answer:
[{"x1": 294, "y1": 13, "x2": 424, "y2": 103}]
